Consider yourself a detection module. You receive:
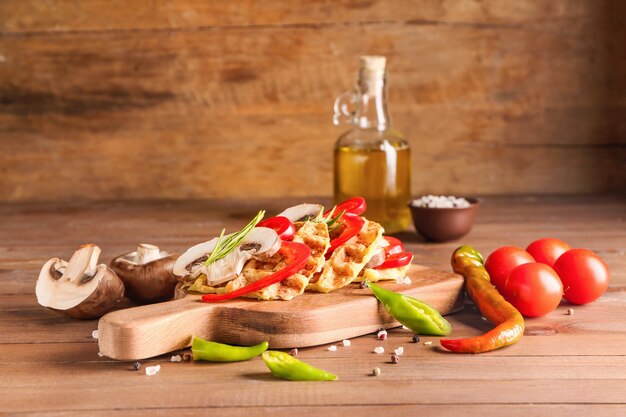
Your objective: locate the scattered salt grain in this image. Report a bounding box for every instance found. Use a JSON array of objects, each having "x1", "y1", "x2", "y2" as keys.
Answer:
[
  {"x1": 342, "y1": 339, "x2": 351, "y2": 347},
  {"x1": 481, "y1": 316, "x2": 487, "y2": 321},
  {"x1": 377, "y1": 330, "x2": 388, "y2": 340},
  {"x1": 396, "y1": 276, "x2": 412, "y2": 285},
  {"x1": 97, "y1": 351, "x2": 105, "y2": 357},
  {"x1": 394, "y1": 347, "x2": 404, "y2": 356},
  {"x1": 170, "y1": 355, "x2": 182, "y2": 362},
  {"x1": 567, "y1": 308, "x2": 574, "y2": 316},
  {"x1": 327, "y1": 345, "x2": 337, "y2": 352},
  {"x1": 410, "y1": 195, "x2": 470, "y2": 209},
  {"x1": 424, "y1": 341, "x2": 433, "y2": 346},
  {"x1": 289, "y1": 348, "x2": 299, "y2": 356},
  {"x1": 391, "y1": 353, "x2": 399, "y2": 364},
  {"x1": 145, "y1": 365, "x2": 161, "y2": 376},
  {"x1": 91, "y1": 330, "x2": 99, "y2": 339},
  {"x1": 373, "y1": 346, "x2": 385, "y2": 354}
]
